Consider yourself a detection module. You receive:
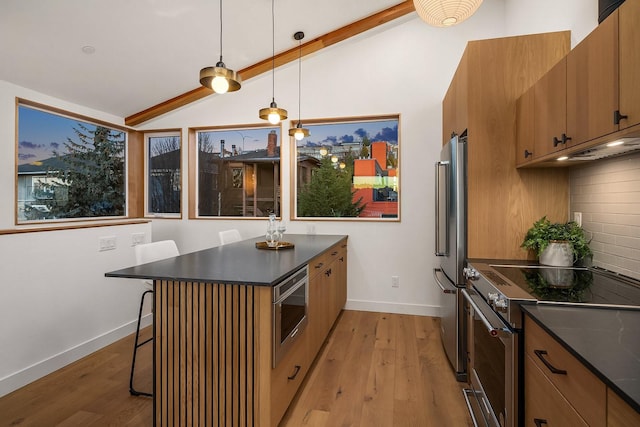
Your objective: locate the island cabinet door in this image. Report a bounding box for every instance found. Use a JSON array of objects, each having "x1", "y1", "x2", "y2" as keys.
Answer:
[{"x1": 153, "y1": 280, "x2": 272, "y2": 427}]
